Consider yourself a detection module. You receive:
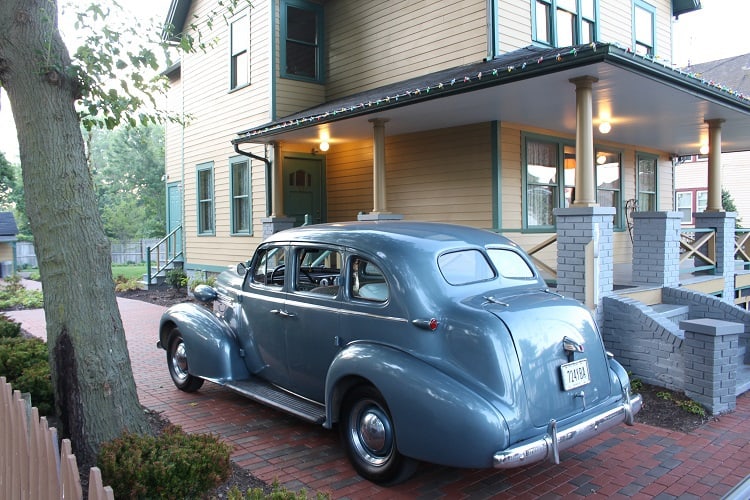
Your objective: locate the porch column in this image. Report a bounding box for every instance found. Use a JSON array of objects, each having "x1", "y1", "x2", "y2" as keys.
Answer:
[
  {"x1": 262, "y1": 141, "x2": 295, "y2": 238},
  {"x1": 358, "y1": 118, "x2": 403, "y2": 221},
  {"x1": 705, "y1": 119, "x2": 725, "y2": 212},
  {"x1": 631, "y1": 211, "x2": 682, "y2": 288},
  {"x1": 569, "y1": 76, "x2": 598, "y2": 207},
  {"x1": 553, "y1": 206, "x2": 615, "y2": 321},
  {"x1": 694, "y1": 211, "x2": 737, "y2": 303}
]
